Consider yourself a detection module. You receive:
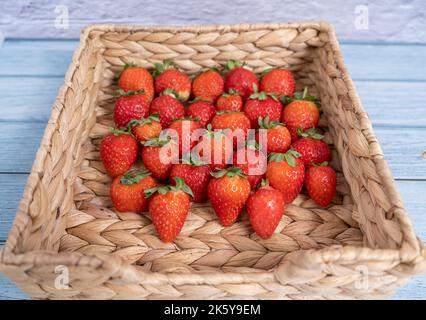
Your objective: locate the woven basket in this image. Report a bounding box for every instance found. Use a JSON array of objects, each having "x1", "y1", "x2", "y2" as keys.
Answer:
[{"x1": 1, "y1": 22, "x2": 425, "y2": 300}]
